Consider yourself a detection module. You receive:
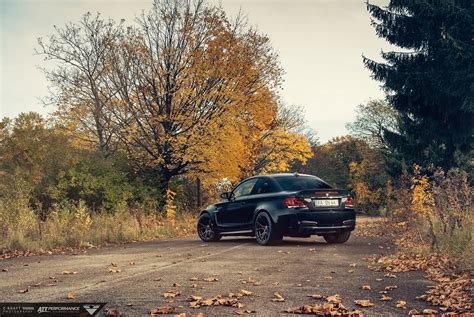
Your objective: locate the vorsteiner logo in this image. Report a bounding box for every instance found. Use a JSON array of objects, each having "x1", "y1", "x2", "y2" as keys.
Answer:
[
  {"x1": 37, "y1": 306, "x2": 80, "y2": 314},
  {"x1": 83, "y1": 304, "x2": 101, "y2": 315}
]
